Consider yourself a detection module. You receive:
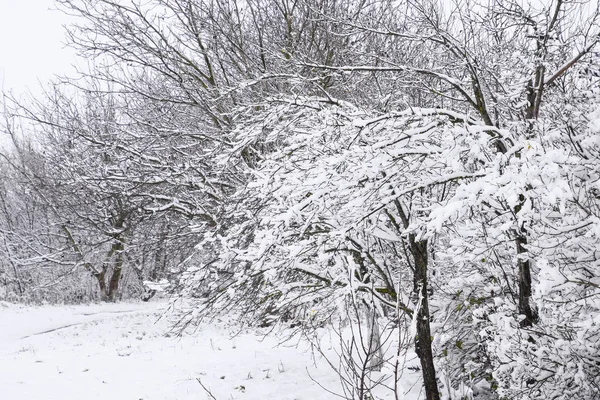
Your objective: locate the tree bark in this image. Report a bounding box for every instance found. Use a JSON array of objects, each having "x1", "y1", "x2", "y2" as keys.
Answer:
[
  {"x1": 516, "y1": 235, "x2": 537, "y2": 327},
  {"x1": 513, "y1": 191, "x2": 537, "y2": 327},
  {"x1": 107, "y1": 236, "x2": 124, "y2": 302},
  {"x1": 96, "y1": 271, "x2": 108, "y2": 302},
  {"x1": 410, "y1": 236, "x2": 440, "y2": 400}
]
